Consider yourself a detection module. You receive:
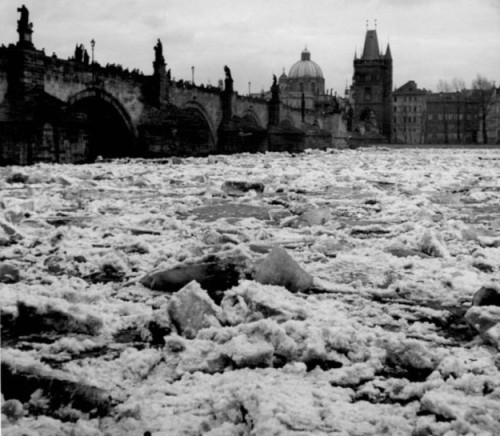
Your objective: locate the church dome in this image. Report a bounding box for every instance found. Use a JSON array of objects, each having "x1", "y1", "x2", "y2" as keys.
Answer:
[{"x1": 288, "y1": 48, "x2": 324, "y2": 79}]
